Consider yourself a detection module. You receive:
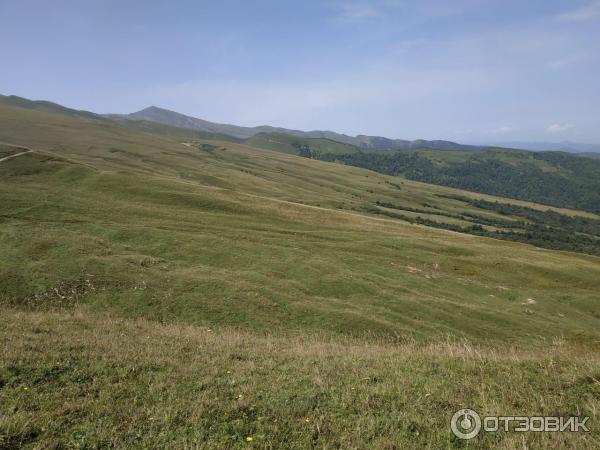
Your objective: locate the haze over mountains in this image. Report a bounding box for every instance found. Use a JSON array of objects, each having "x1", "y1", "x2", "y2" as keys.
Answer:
[
  {"x1": 110, "y1": 105, "x2": 600, "y2": 154},
  {"x1": 2, "y1": 94, "x2": 598, "y2": 155},
  {"x1": 476, "y1": 141, "x2": 600, "y2": 155},
  {"x1": 109, "y1": 106, "x2": 480, "y2": 151}
]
